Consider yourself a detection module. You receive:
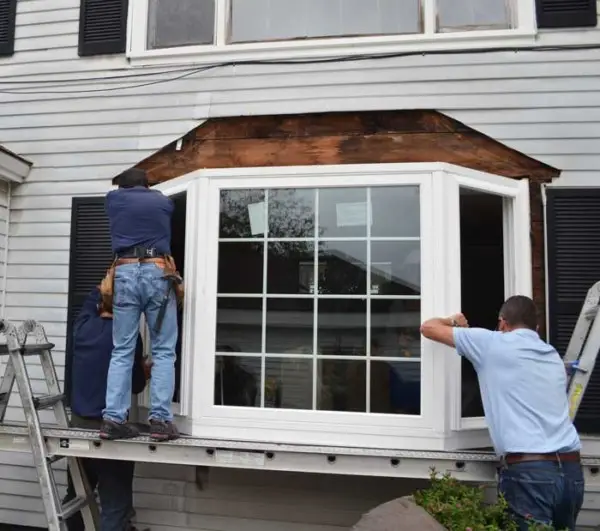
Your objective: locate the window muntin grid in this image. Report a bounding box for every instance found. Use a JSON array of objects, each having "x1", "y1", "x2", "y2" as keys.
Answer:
[{"x1": 214, "y1": 185, "x2": 421, "y2": 415}]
